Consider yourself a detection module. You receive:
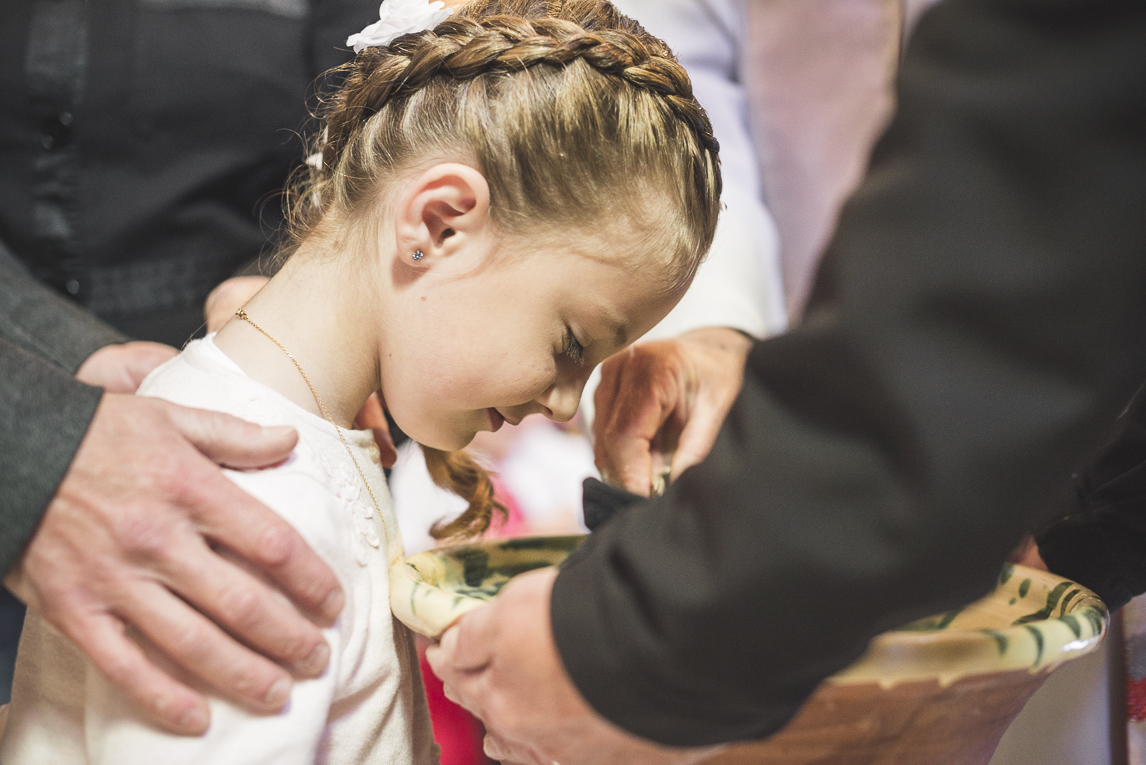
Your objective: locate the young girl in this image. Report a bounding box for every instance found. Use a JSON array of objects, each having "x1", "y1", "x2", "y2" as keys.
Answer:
[{"x1": 0, "y1": 0, "x2": 720, "y2": 762}]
